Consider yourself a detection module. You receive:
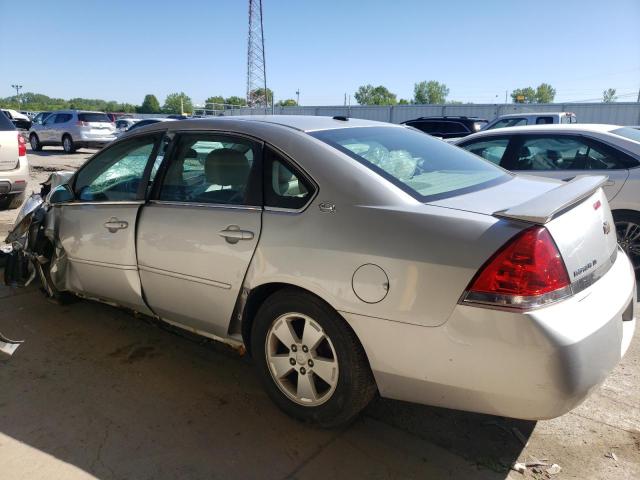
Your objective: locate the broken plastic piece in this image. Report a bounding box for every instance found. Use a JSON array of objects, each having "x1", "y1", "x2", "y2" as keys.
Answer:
[
  {"x1": 511, "y1": 462, "x2": 526, "y2": 474},
  {"x1": 546, "y1": 464, "x2": 562, "y2": 475}
]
